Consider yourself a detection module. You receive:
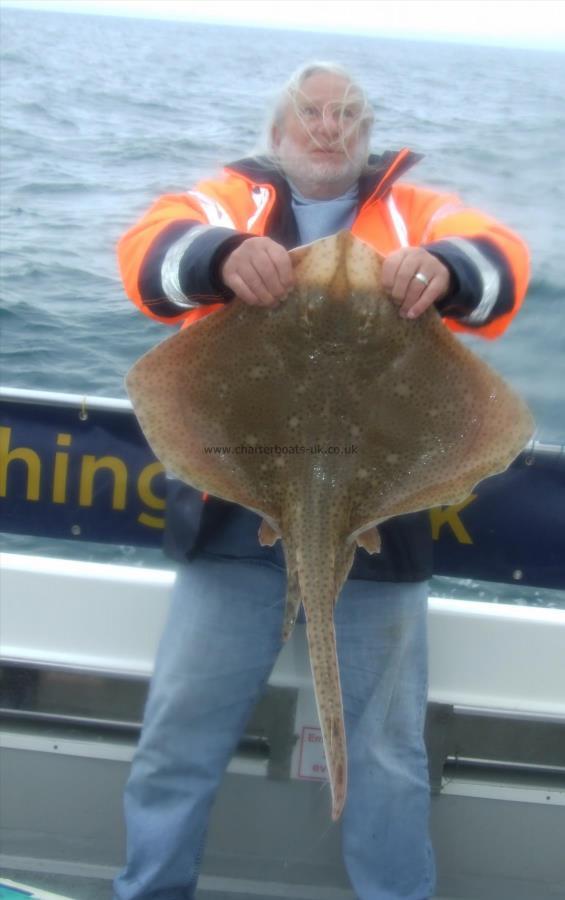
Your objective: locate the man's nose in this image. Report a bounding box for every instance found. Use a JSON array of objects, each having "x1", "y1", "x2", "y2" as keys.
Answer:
[{"x1": 320, "y1": 110, "x2": 341, "y2": 139}]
